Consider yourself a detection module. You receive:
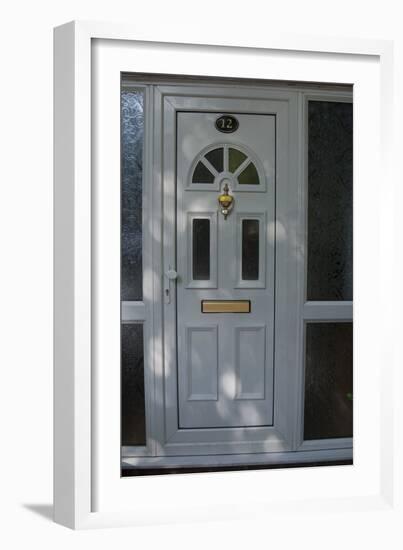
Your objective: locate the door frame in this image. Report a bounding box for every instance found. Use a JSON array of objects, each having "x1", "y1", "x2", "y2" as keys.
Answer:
[
  {"x1": 159, "y1": 87, "x2": 298, "y2": 456},
  {"x1": 121, "y1": 80, "x2": 353, "y2": 465}
]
